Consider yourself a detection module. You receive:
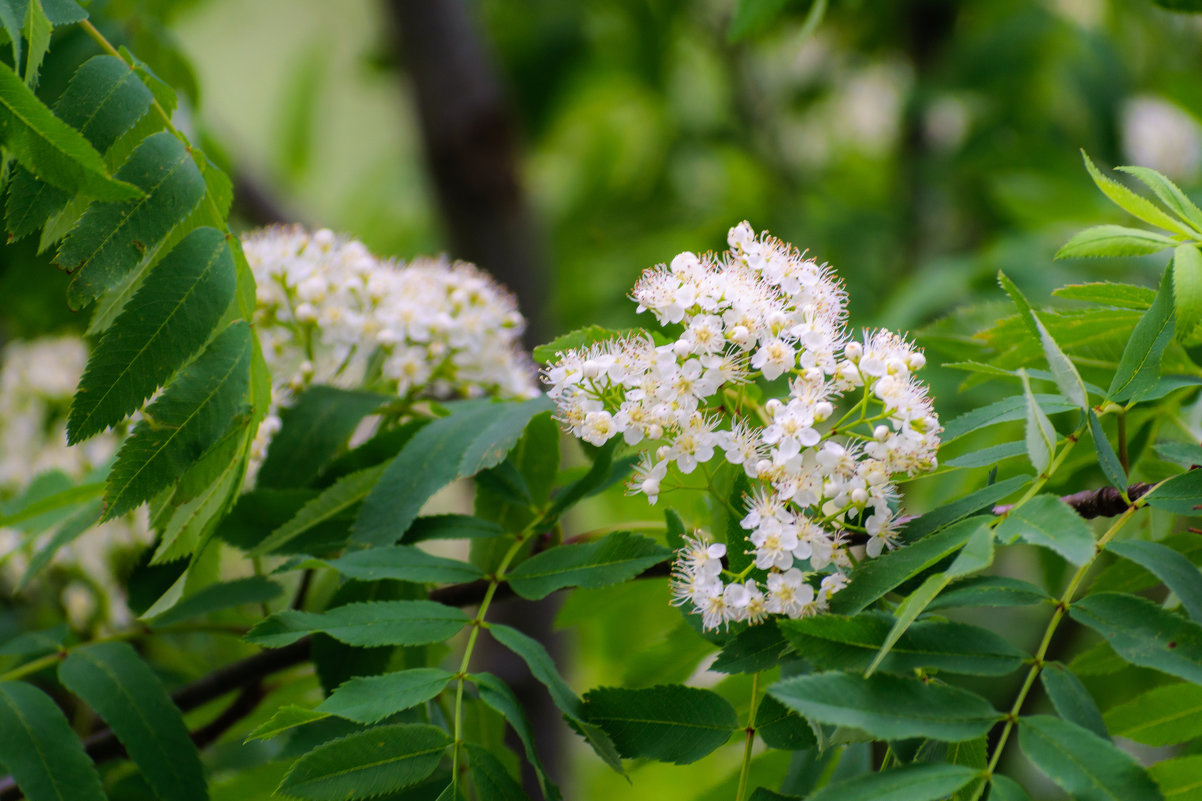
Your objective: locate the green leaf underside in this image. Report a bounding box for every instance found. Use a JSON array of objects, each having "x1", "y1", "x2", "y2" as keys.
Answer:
[
  {"x1": 0, "y1": 61, "x2": 140, "y2": 204},
  {"x1": 1081, "y1": 152, "x2": 1193, "y2": 237},
  {"x1": 317, "y1": 545, "x2": 484, "y2": 585},
  {"x1": 995, "y1": 494, "x2": 1095, "y2": 566},
  {"x1": 104, "y1": 320, "x2": 252, "y2": 519},
  {"x1": 6, "y1": 55, "x2": 154, "y2": 240},
  {"x1": 1020, "y1": 369, "x2": 1056, "y2": 474},
  {"x1": 1104, "y1": 682, "x2": 1202, "y2": 746},
  {"x1": 768, "y1": 672, "x2": 1001, "y2": 741},
  {"x1": 1117, "y1": 165, "x2": 1202, "y2": 233},
  {"x1": 257, "y1": 386, "x2": 387, "y2": 489},
  {"x1": 58, "y1": 642, "x2": 206, "y2": 801},
  {"x1": 1039, "y1": 662, "x2": 1108, "y2": 738},
  {"x1": 471, "y1": 671, "x2": 562, "y2": 799},
  {"x1": 68, "y1": 227, "x2": 235, "y2": 442},
  {"x1": 245, "y1": 600, "x2": 469, "y2": 648},
  {"x1": 1108, "y1": 540, "x2": 1202, "y2": 623},
  {"x1": 1173, "y1": 245, "x2": 1202, "y2": 344},
  {"x1": 148, "y1": 576, "x2": 282, "y2": 626},
  {"x1": 0, "y1": 680, "x2": 107, "y2": 801},
  {"x1": 486, "y1": 622, "x2": 624, "y2": 773},
  {"x1": 318, "y1": 668, "x2": 455, "y2": 724},
  {"x1": 354, "y1": 400, "x2": 529, "y2": 547},
  {"x1": 582, "y1": 684, "x2": 737, "y2": 765},
  {"x1": 507, "y1": 531, "x2": 670, "y2": 600},
  {"x1": 276, "y1": 723, "x2": 450, "y2": 801},
  {"x1": 805, "y1": 763, "x2": 979, "y2": 801},
  {"x1": 1018, "y1": 715, "x2": 1161, "y2": 801},
  {"x1": 1070, "y1": 592, "x2": 1202, "y2": 683},
  {"x1": 59, "y1": 130, "x2": 206, "y2": 310},
  {"x1": 1056, "y1": 225, "x2": 1177, "y2": 259},
  {"x1": 832, "y1": 516, "x2": 986, "y2": 613},
  {"x1": 779, "y1": 612, "x2": 1026, "y2": 676},
  {"x1": 254, "y1": 463, "x2": 385, "y2": 555},
  {"x1": 1089, "y1": 410, "x2": 1127, "y2": 492}
]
